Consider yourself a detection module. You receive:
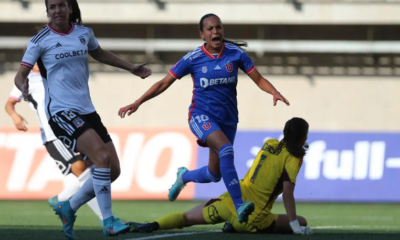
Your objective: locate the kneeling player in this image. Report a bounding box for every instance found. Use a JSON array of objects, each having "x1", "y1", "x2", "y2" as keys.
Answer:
[{"x1": 127, "y1": 117, "x2": 313, "y2": 235}]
